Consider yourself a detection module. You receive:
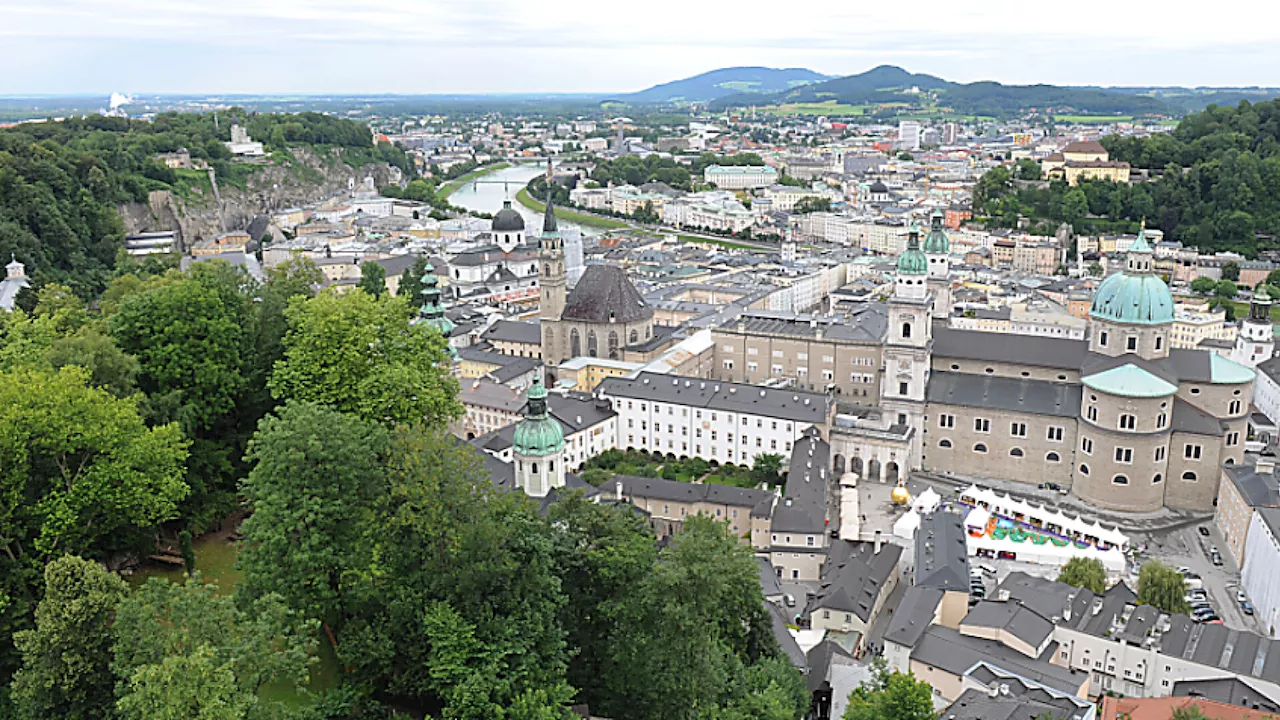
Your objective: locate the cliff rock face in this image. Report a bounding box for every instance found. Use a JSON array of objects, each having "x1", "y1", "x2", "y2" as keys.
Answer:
[{"x1": 118, "y1": 146, "x2": 399, "y2": 250}]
